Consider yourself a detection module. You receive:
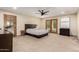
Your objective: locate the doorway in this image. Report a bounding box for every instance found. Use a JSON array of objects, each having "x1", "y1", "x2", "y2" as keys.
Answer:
[
  {"x1": 46, "y1": 19, "x2": 58, "y2": 33},
  {"x1": 4, "y1": 14, "x2": 17, "y2": 36}
]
